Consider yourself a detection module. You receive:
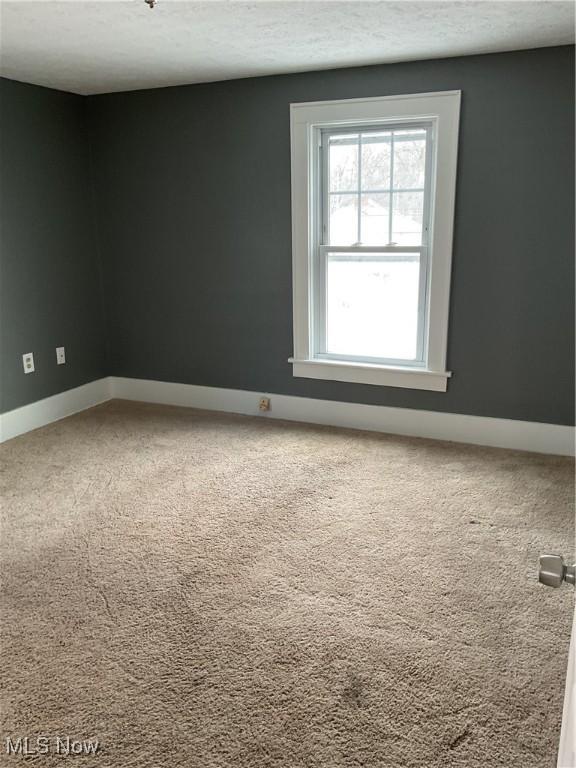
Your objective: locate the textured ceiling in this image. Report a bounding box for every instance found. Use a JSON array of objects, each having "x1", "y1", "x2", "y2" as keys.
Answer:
[{"x1": 0, "y1": 1, "x2": 574, "y2": 95}]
